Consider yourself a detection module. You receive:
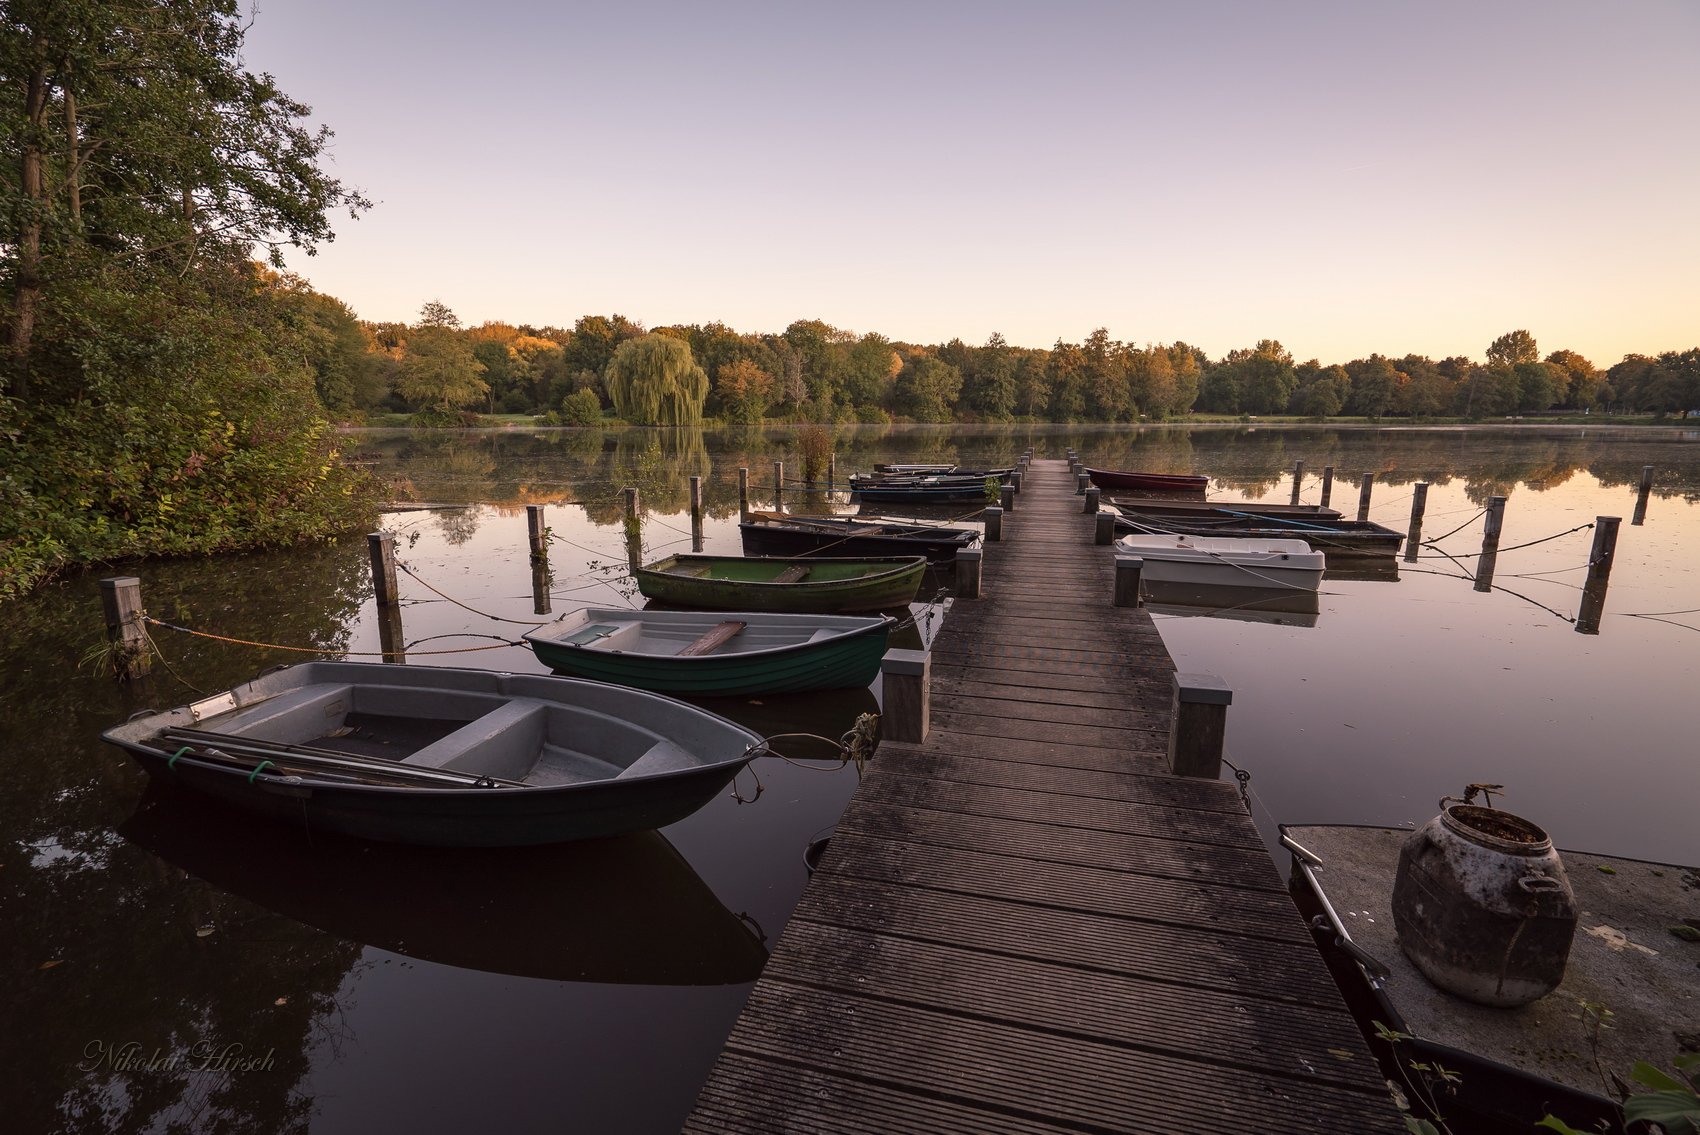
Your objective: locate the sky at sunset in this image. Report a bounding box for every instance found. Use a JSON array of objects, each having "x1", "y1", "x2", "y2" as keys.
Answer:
[{"x1": 243, "y1": 0, "x2": 1699, "y2": 366}]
